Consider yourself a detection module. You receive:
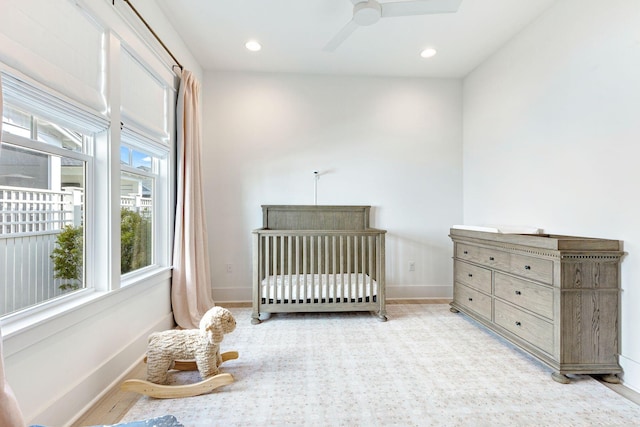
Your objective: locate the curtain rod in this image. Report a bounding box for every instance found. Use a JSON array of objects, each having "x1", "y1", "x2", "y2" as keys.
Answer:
[{"x1": 117, "y1": 0, "x2": 183, "y2": 72}]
